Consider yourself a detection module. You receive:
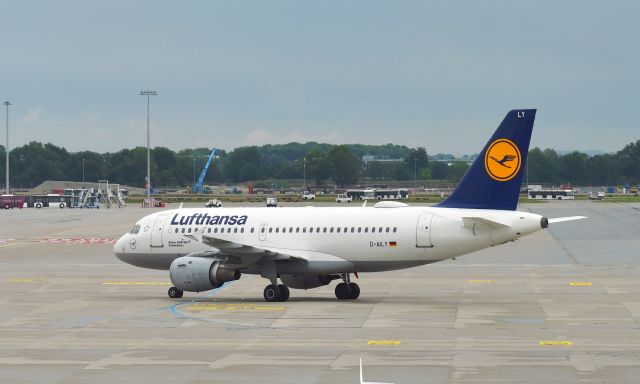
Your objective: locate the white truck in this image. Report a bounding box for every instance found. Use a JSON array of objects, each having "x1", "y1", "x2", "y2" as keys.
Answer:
[
  {"x1": 266, "y1": 197, "x2": 278, "y2": 207},
  {"x1": 302, "y1": 193, "x2": 315, "y2": 200},
  {"x1": 335, "y1": 194, "x2": 352, "y2": 203}
]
